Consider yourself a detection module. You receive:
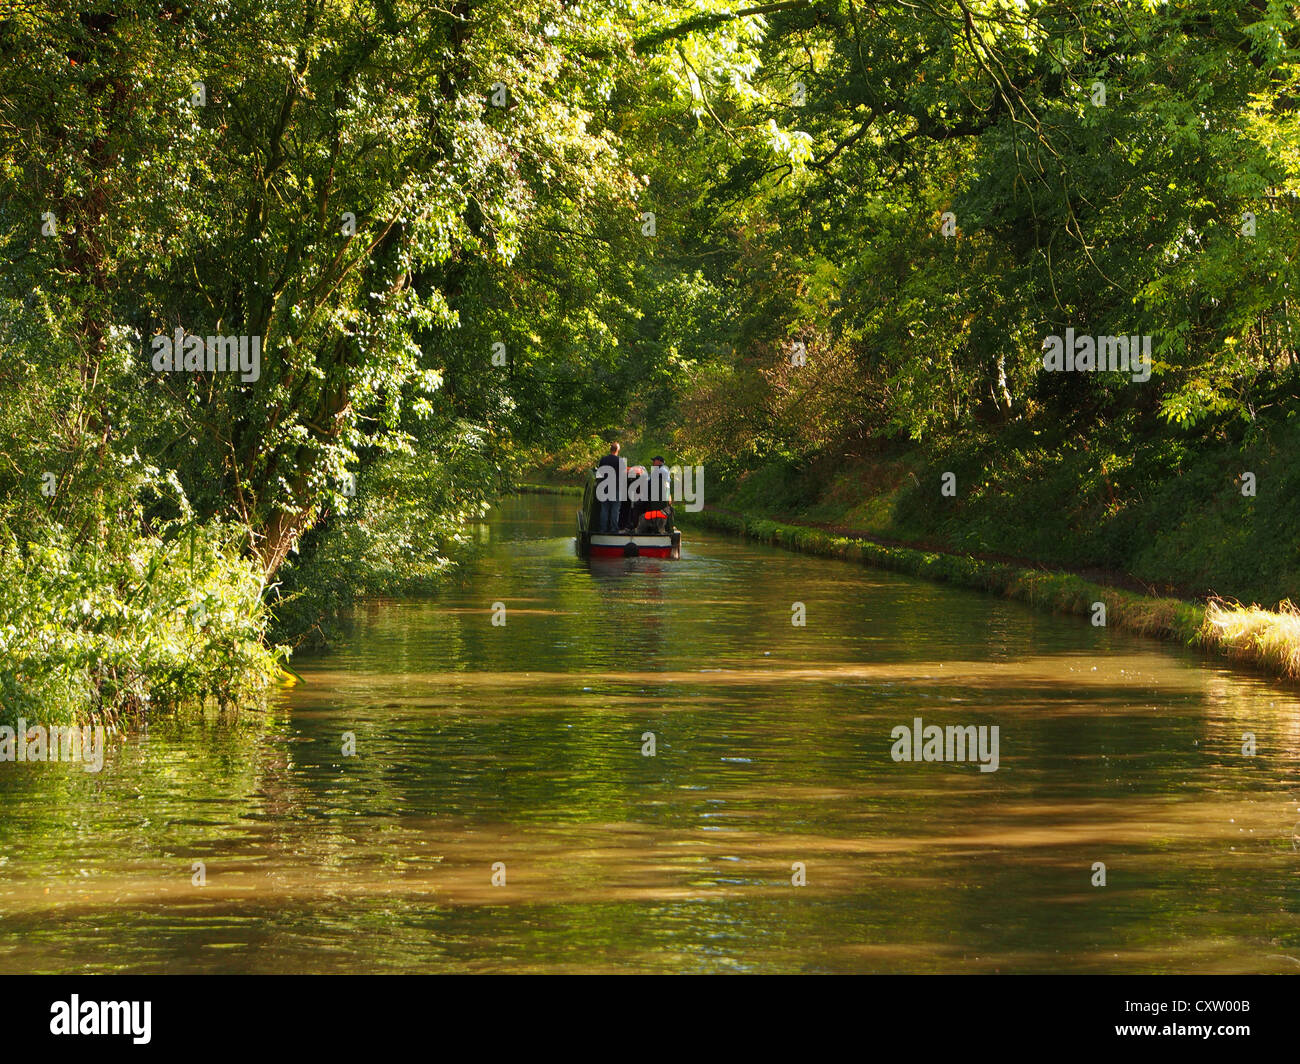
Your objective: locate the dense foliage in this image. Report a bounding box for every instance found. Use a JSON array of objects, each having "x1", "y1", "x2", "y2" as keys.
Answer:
[
  {"x1": 613, "y1": 1, "x2": 1300, "y2": 604},
  {"x1": 2, "y1": 1, "x2": 1298, "y2": 720}
]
